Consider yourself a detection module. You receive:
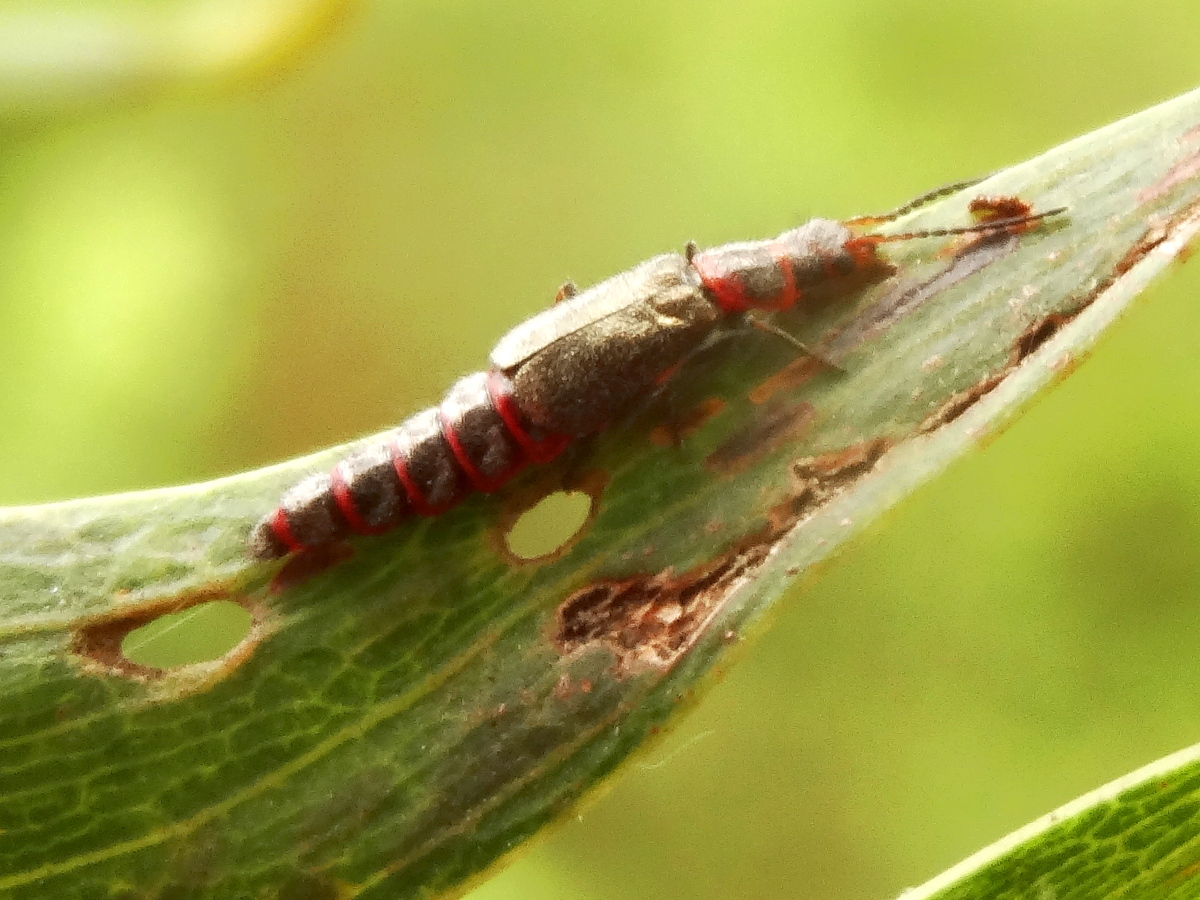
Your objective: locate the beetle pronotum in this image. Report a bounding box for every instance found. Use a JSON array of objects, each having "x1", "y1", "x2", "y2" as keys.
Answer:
[{"x1": 250, "y1": 188, "x2": 1064, "y2": 559}]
